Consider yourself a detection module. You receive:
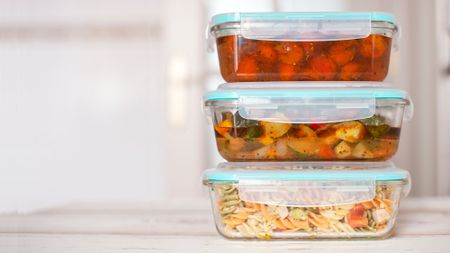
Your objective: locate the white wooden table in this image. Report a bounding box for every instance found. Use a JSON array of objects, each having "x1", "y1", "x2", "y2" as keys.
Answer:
[{"x1": 1, "y1": 198, "x2": 450, "y2": 253}]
